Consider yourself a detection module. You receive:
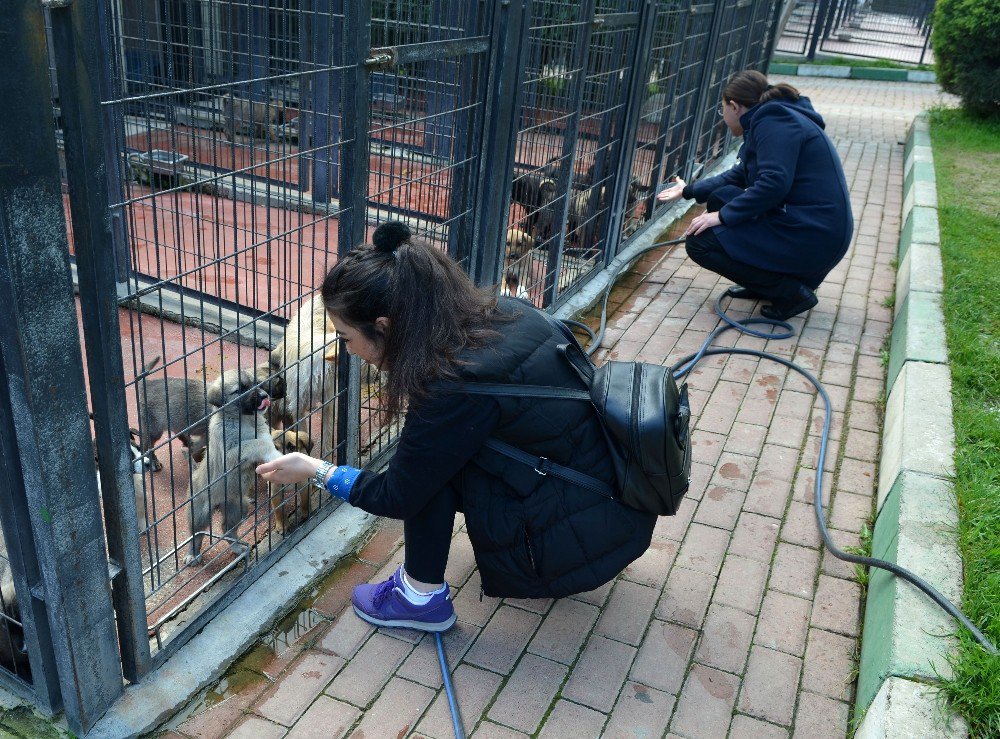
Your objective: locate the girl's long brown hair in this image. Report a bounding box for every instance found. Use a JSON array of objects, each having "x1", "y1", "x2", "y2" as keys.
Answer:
[
  {"x1": 723, "y1": 69, "x2": 800, "y2": 108},
  {"x1": 321, "y1": 222, "x2": 501, "y2": 419}
]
